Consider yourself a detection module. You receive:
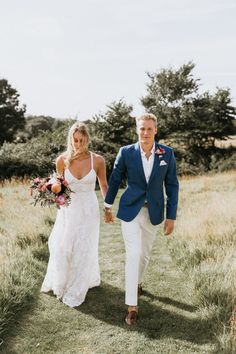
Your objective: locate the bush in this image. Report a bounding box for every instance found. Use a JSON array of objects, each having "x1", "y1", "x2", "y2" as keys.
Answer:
[
  {"x1": 209, "y1": 146, "x2": 236, "y2": 172},
  {"x1": 175, "y1": 146, "x2": 236, "y2": 176},
  {"x1": 0, "y1": 121, "x2": 72, "y2": 180}
]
